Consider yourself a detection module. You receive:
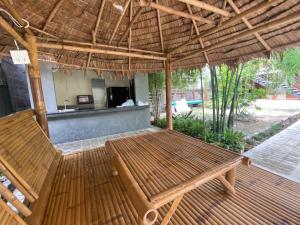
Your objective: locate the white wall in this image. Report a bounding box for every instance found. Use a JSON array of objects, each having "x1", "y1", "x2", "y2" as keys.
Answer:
[
  {"x1": 134, "y1": 73, "x2": 149, "y2": 103},
  {"x1": 53, "y1": 70, "x2": 130, "y2": 106}
]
